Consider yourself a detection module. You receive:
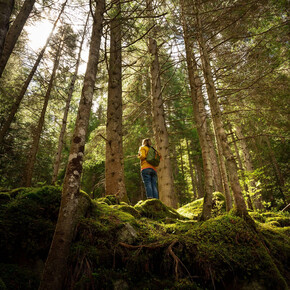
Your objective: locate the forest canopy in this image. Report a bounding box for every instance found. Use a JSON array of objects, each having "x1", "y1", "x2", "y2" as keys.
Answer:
[{"x1": 0, "y1": 0, "x2": 289, "y2": 210}]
